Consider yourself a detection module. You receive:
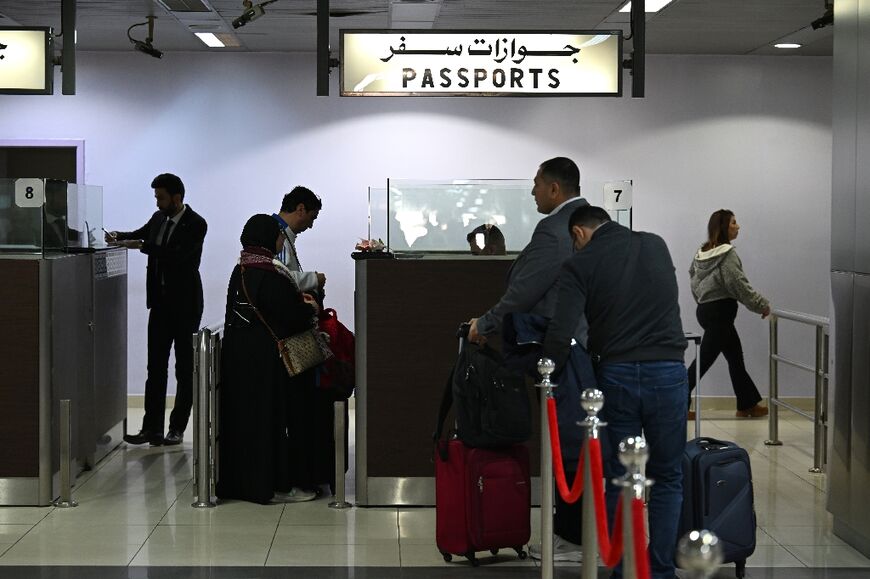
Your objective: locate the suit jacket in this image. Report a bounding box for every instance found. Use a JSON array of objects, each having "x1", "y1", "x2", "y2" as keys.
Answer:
[
  {"x1": 477, "y1": 196, "x2": 588, "y2": 342},
  {"x1": 117, "y1": 205, "x2": 207, "y2": 313}
]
